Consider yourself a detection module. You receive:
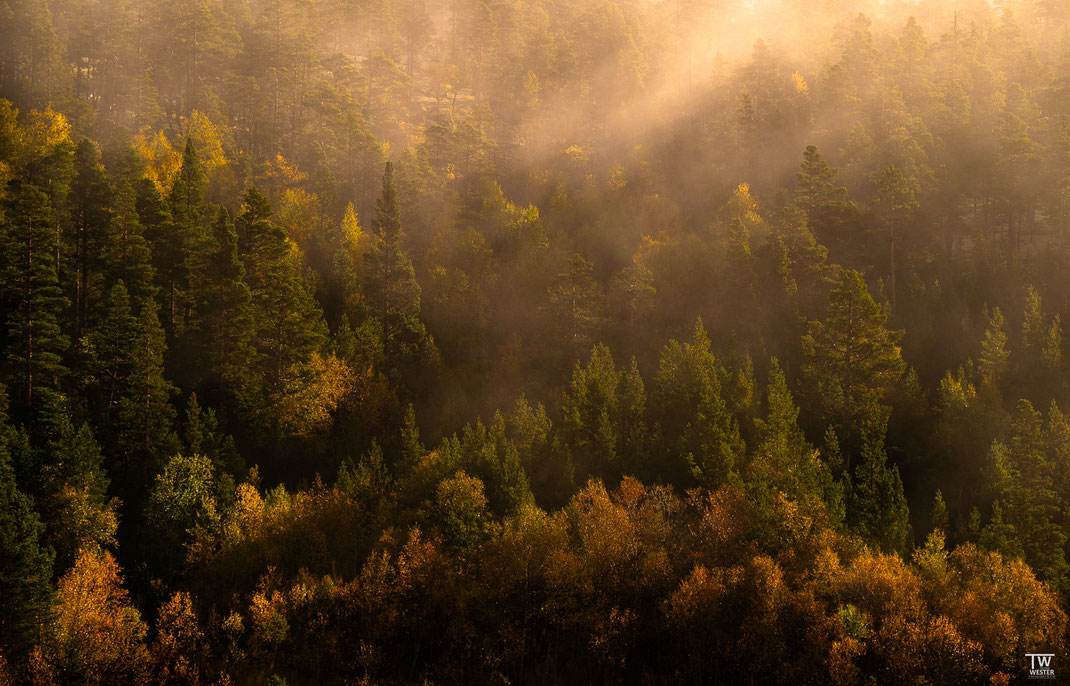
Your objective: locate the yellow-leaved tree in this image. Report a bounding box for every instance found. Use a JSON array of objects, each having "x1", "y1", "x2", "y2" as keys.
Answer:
[{"x1": 43, "y1": 548, "x2": 150, "y2": 684}]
